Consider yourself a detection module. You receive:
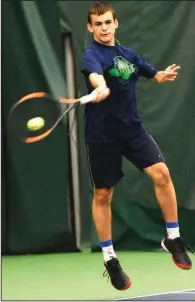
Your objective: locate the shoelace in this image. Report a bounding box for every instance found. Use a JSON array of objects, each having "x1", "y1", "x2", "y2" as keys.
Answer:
[
  {"x1": 103, "y1": 269, "x2": 109, "y2": 278},
  {"x1": 103, "y1": 260, "x2": 122, "y2": 279}
]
